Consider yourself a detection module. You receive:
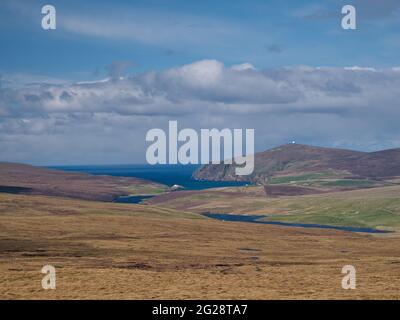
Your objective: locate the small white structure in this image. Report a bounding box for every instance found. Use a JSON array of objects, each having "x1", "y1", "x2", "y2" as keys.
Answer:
[{"x1": 170, "y1": 184, "x2": 184, "y2": 191}]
